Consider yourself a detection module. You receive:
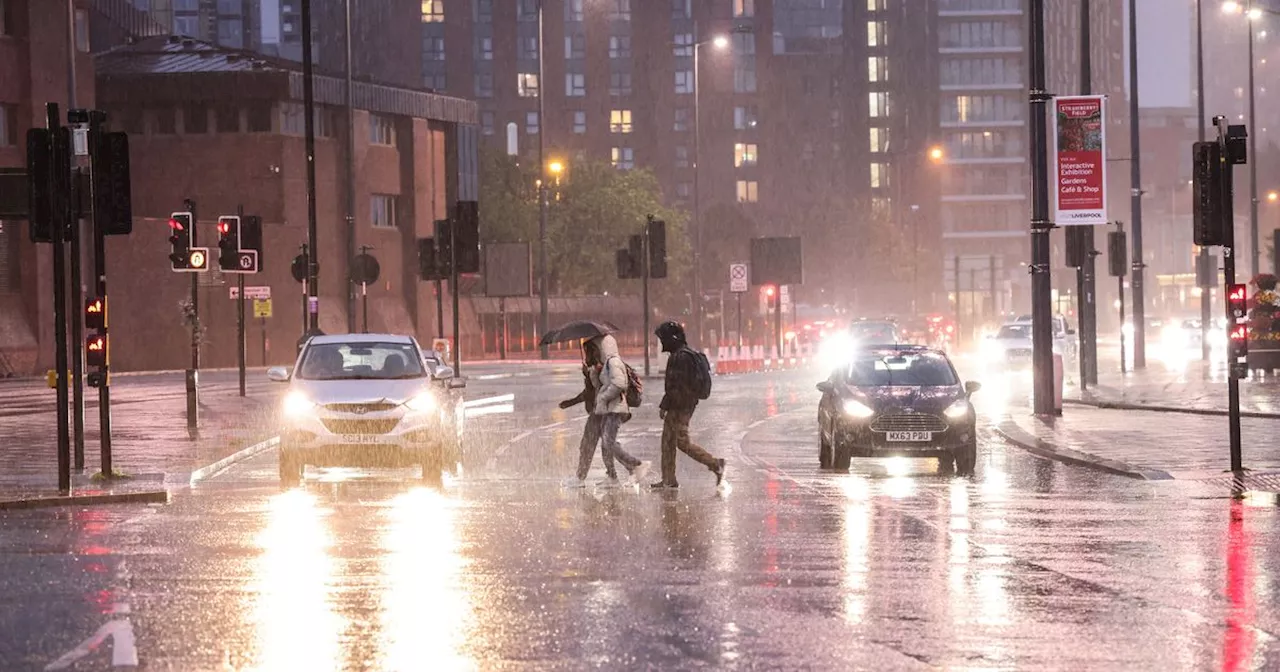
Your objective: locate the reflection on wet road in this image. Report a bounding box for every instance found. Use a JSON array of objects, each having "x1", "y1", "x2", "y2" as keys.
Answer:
[{"x1": 2, "y1": 367, "x2": 1280, "y2": 669}]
